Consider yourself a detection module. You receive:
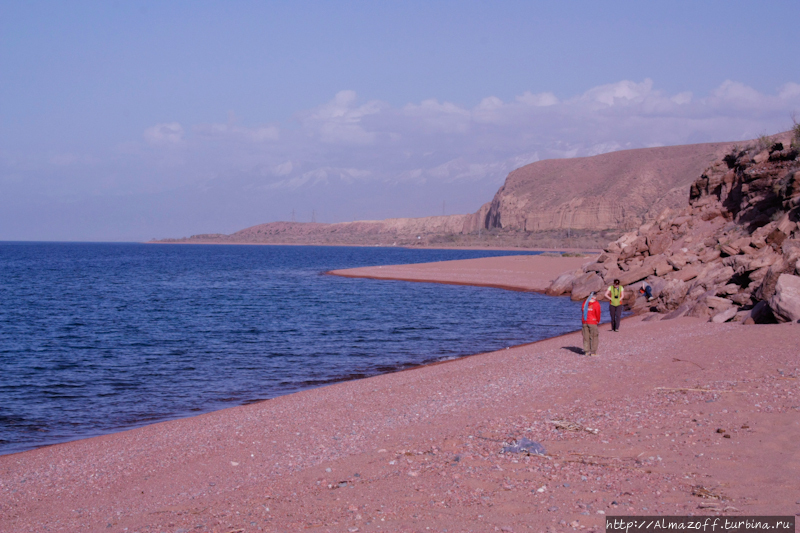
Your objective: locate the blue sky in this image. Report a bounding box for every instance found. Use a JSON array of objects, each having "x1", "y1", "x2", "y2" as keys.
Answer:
[{"x1": 1, "y1": 1, "x2": 799, "y2": 241}]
